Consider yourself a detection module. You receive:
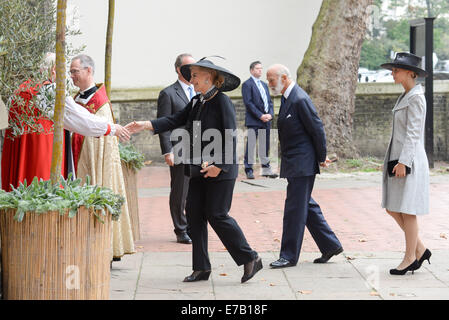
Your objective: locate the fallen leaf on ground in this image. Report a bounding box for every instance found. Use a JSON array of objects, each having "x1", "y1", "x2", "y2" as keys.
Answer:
[
  {"x1": 136, "y1": 246, "x2": 144, "y2": 249},
  {"x1": 269, "y1": 283, "x2": 276, "y2": 286},
  {"x1": 370, "y1": 291, "x2": 380, "y2": 296},
  {"x1": 298, "y1": 290, "x2": 312, "y2": 295},
  {"x1": 273, "y1": 238, "x2": 280, "y2": 242},
  {"x1": 219, "y1": 273, "x2": 227, "y2": 276},
  {"x1": 346, "y1": 256, "x2": 356, "y2": 260},
  {"x1": 144, "y1": 160, "x2": 152, "y2": 165},
  {"x1": 440, "y1": 233, "x2": 447, "y2": 239},
  {"x1": 358, "y1": 239, "x2": 367, "y2": 242}
]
